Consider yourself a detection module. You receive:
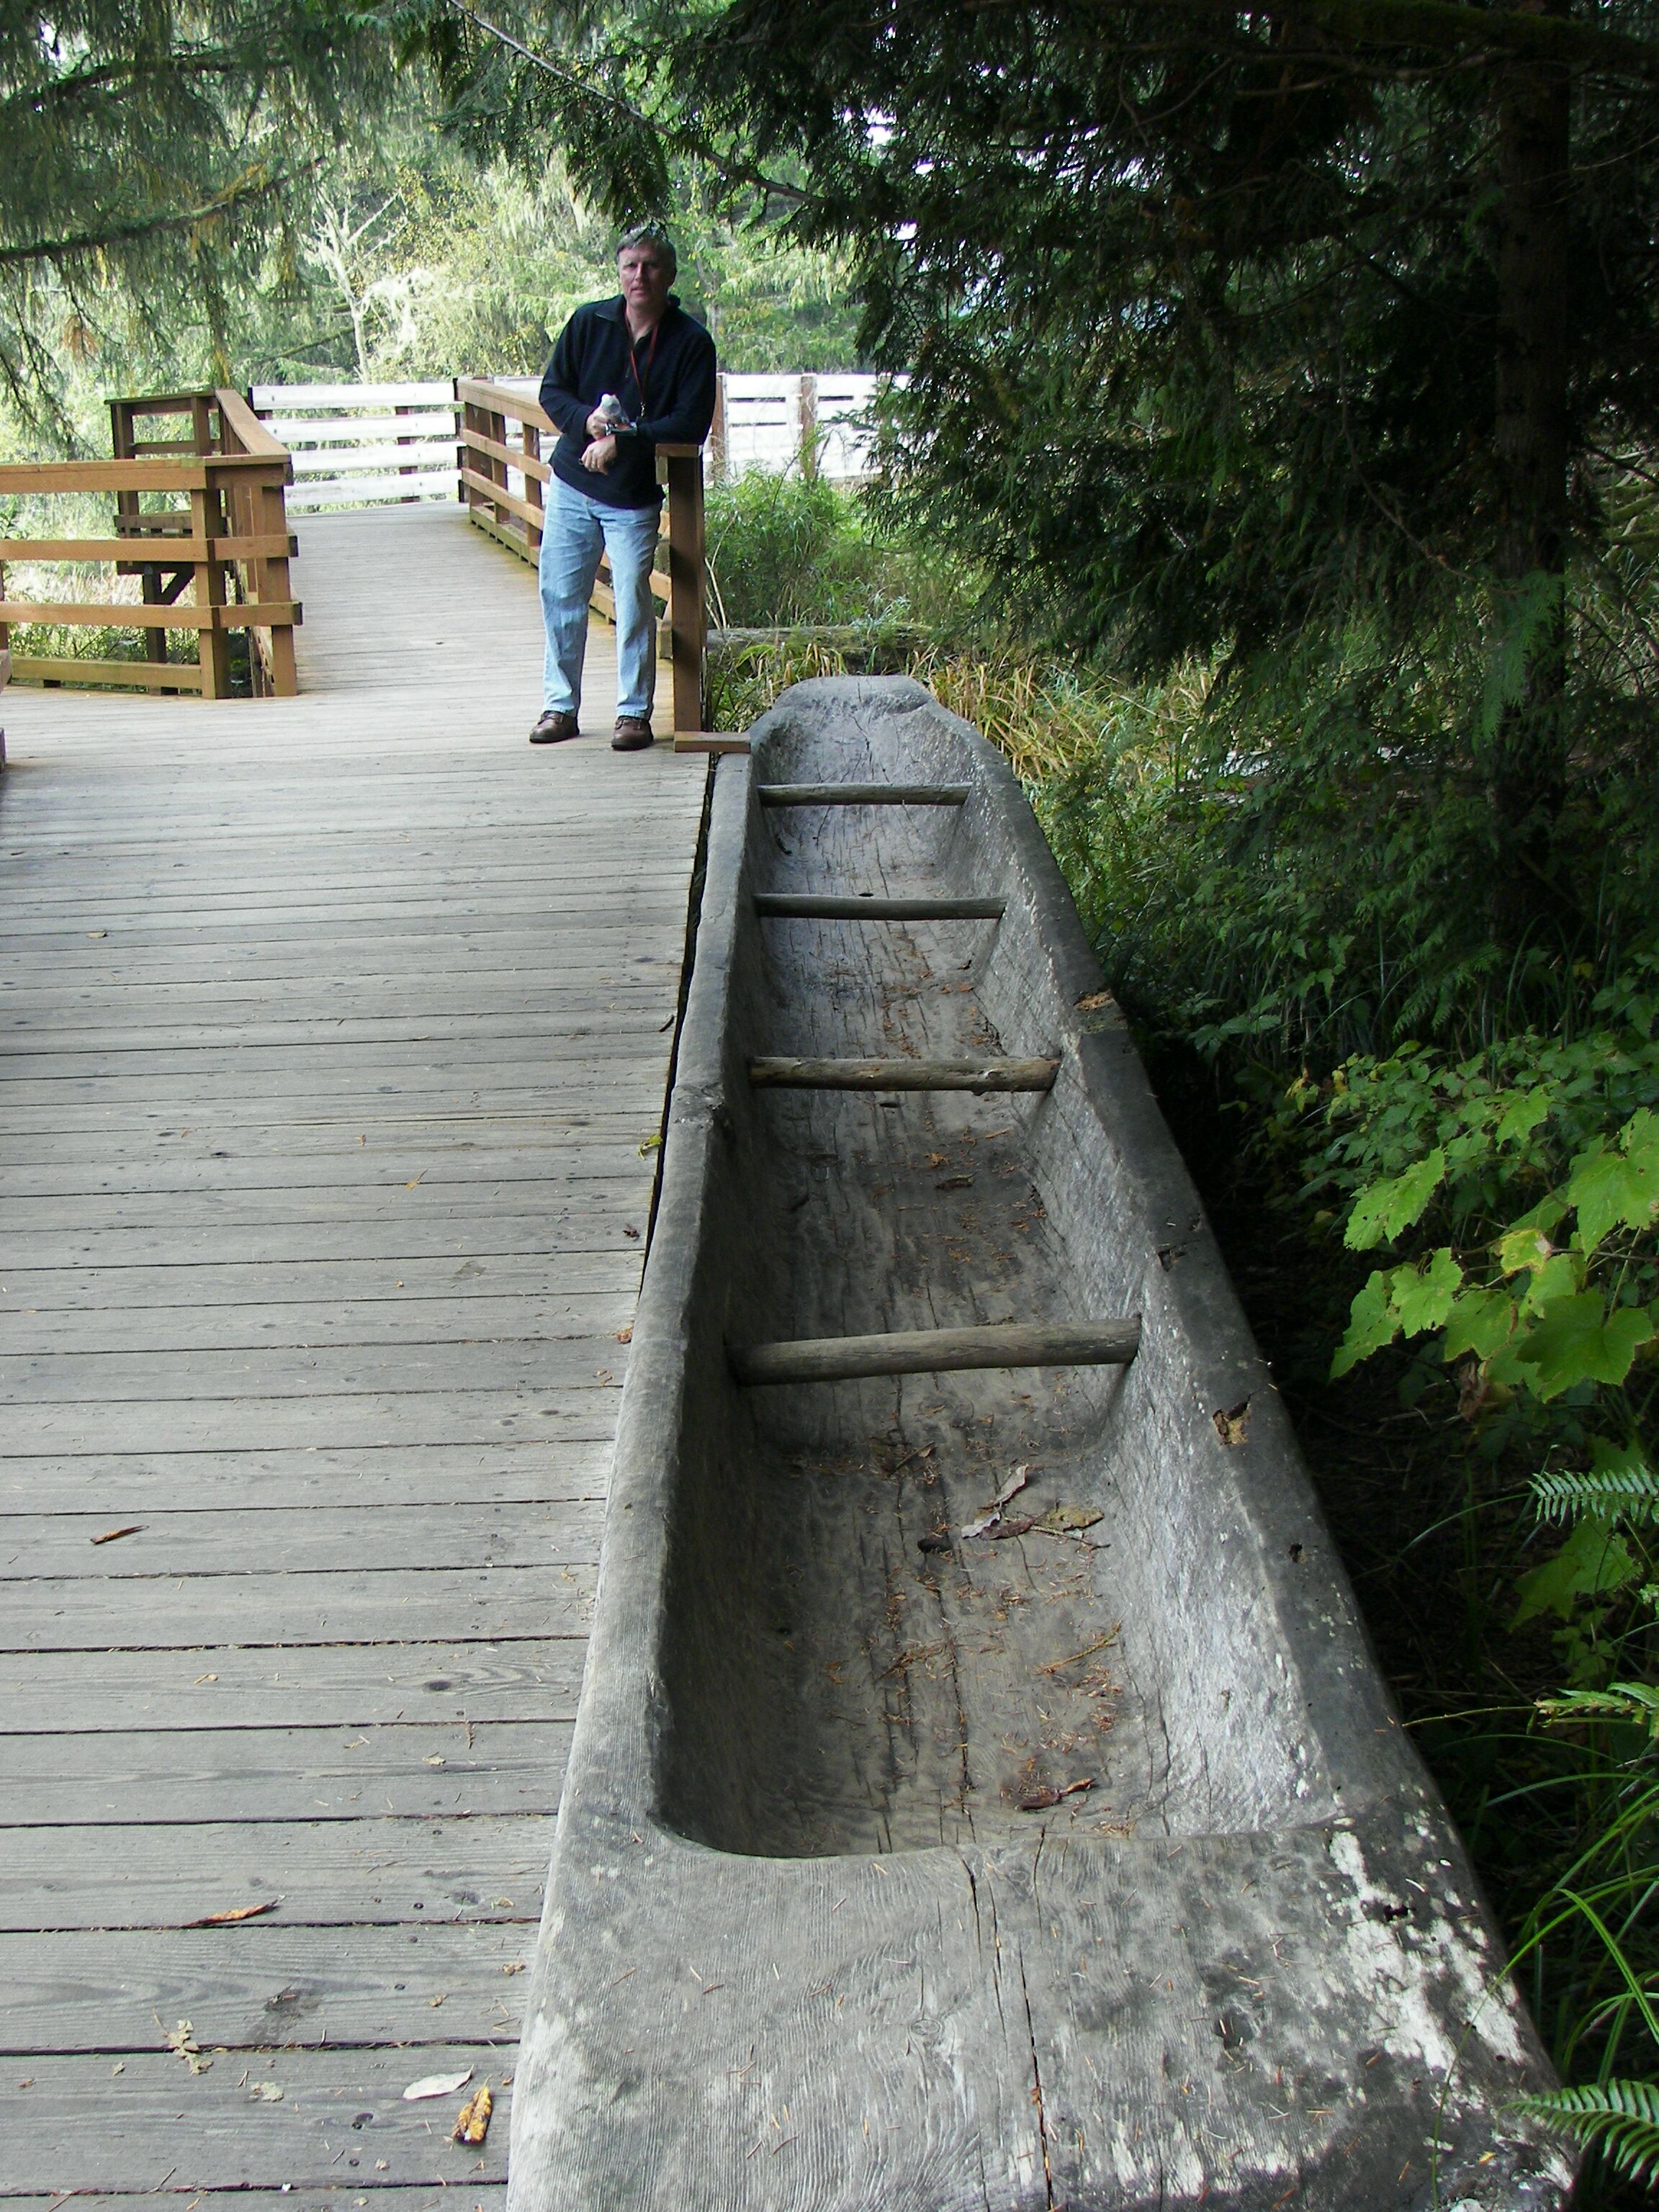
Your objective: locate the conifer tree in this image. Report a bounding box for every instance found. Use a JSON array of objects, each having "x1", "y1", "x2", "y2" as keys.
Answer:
[{"x1": 1, "y1": 2, "x2": 396, "y2": 403}]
